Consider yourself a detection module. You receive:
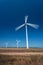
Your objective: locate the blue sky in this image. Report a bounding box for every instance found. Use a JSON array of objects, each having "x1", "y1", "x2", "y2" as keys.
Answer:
[{"x1": 0, "y1": 0, "x2": 43, "y2": 48}]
